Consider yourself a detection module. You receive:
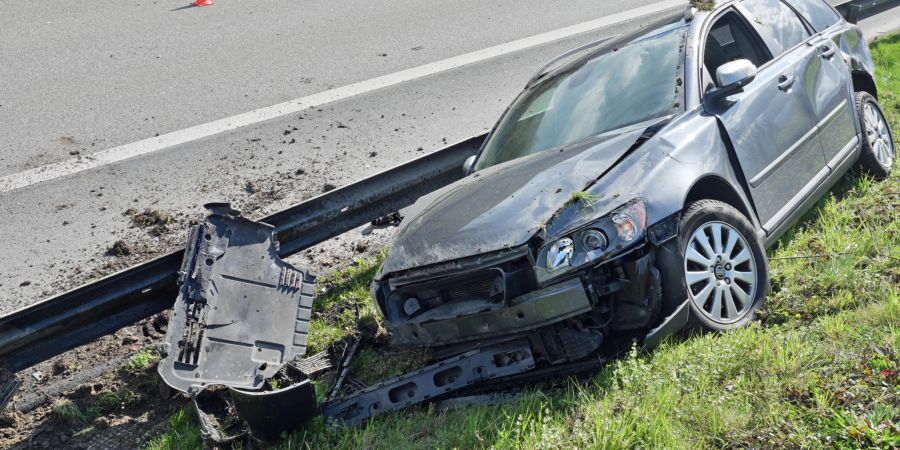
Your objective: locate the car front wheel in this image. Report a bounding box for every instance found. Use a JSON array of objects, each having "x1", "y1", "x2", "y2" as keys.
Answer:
[
  {"x1": 855, "y1": 91, "x2": 894, "y2": 178},
  {"x1": 657, "y1": 200, "x2": 769, "y2": 332}
]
